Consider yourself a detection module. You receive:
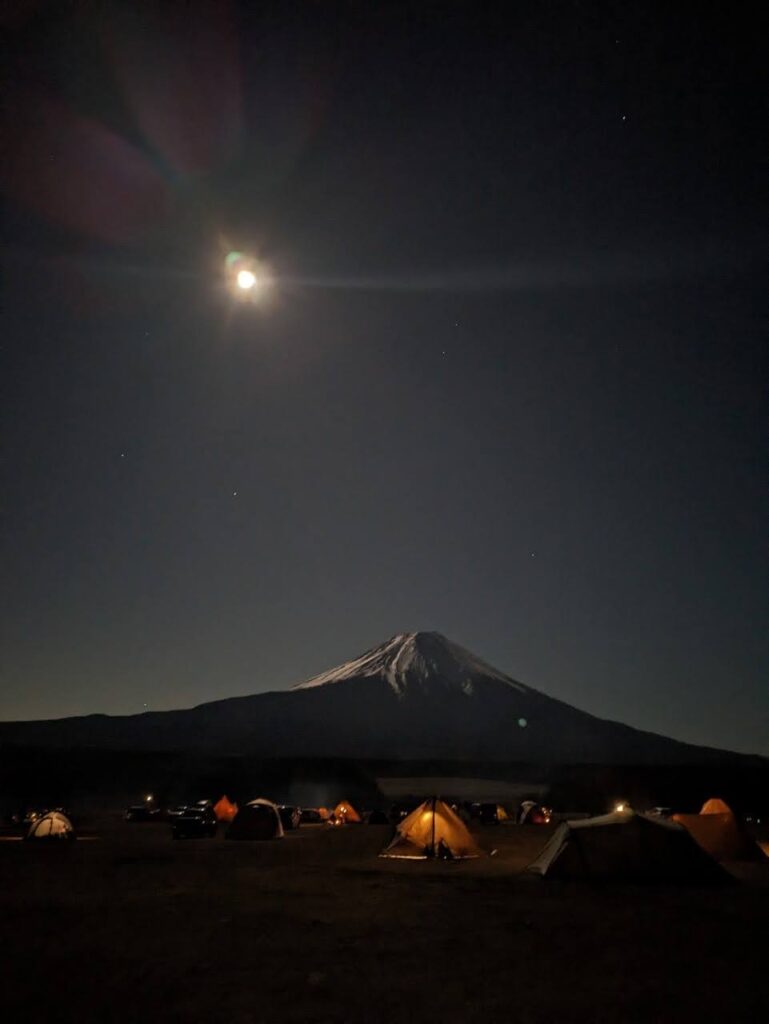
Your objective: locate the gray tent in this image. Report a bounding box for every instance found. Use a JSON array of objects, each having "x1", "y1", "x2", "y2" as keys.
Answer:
[
  {"x1": 528, "y1": 810, "x2": 728, "y2": 882},
  {"x1": 226, "y1": 798, "x2": 284, "y2": 840}
]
